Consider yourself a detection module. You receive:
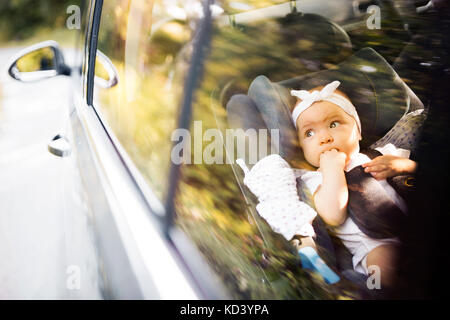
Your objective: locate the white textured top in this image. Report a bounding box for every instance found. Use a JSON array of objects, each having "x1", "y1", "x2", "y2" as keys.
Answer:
[{"x1": 236, "y1": 155, "x2": 317, "y2": 240}]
